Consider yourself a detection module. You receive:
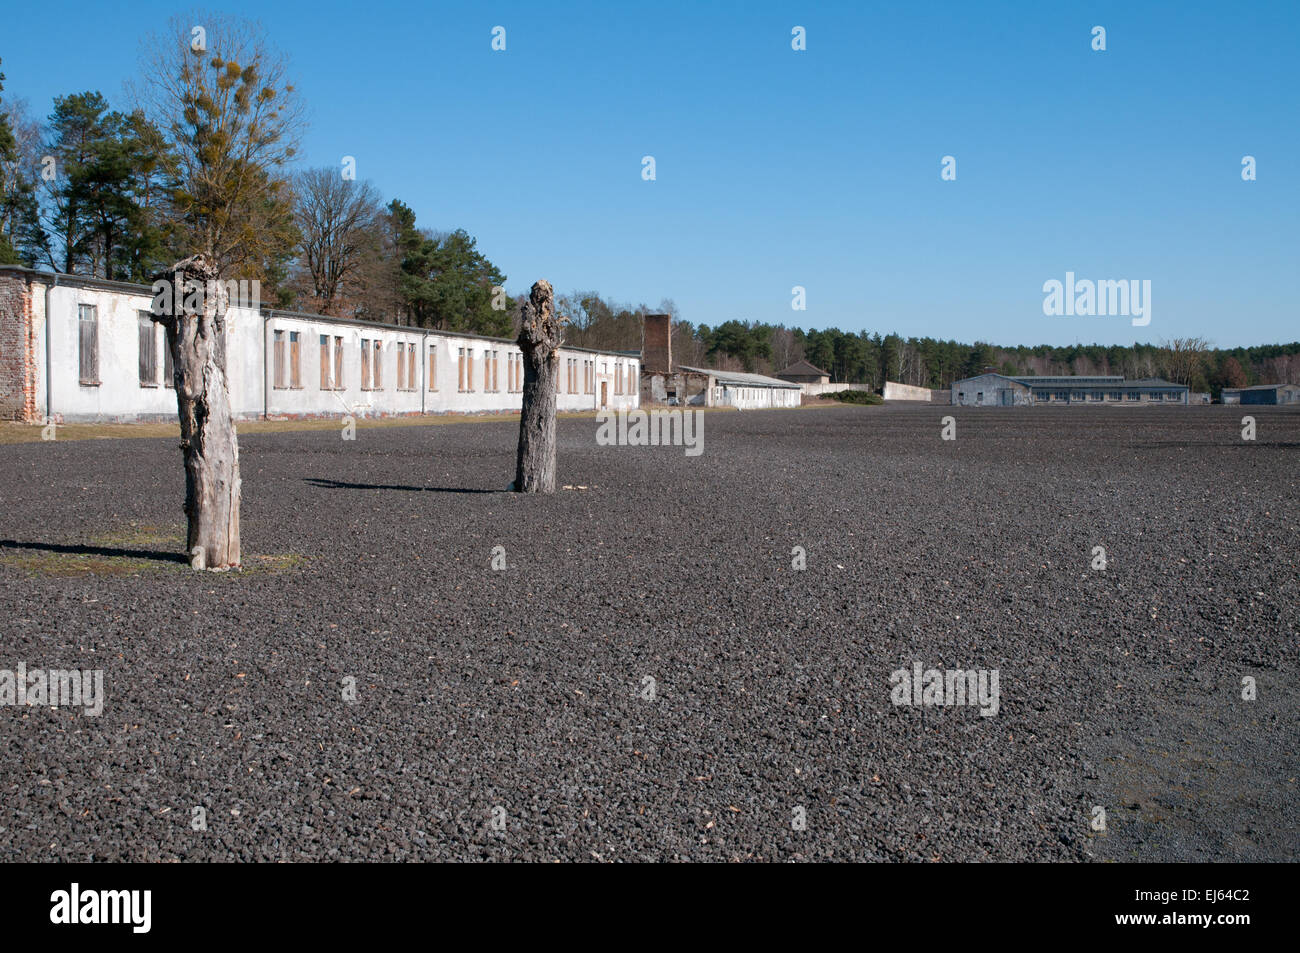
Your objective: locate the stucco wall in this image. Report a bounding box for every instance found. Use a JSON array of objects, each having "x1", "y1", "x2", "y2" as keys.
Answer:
[
  {"x1": 712, "y1": 383, "x2": 802, "y2": 409},
  {"x1": 883, "y1": 381, "x2": 932, "y2": 401},
  {"x1": 801, "y1": 381, "x2": 872, "y2": 397},
  {"x1": 952, "y1": 374, "x2": 1031, "y2": 407}
]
